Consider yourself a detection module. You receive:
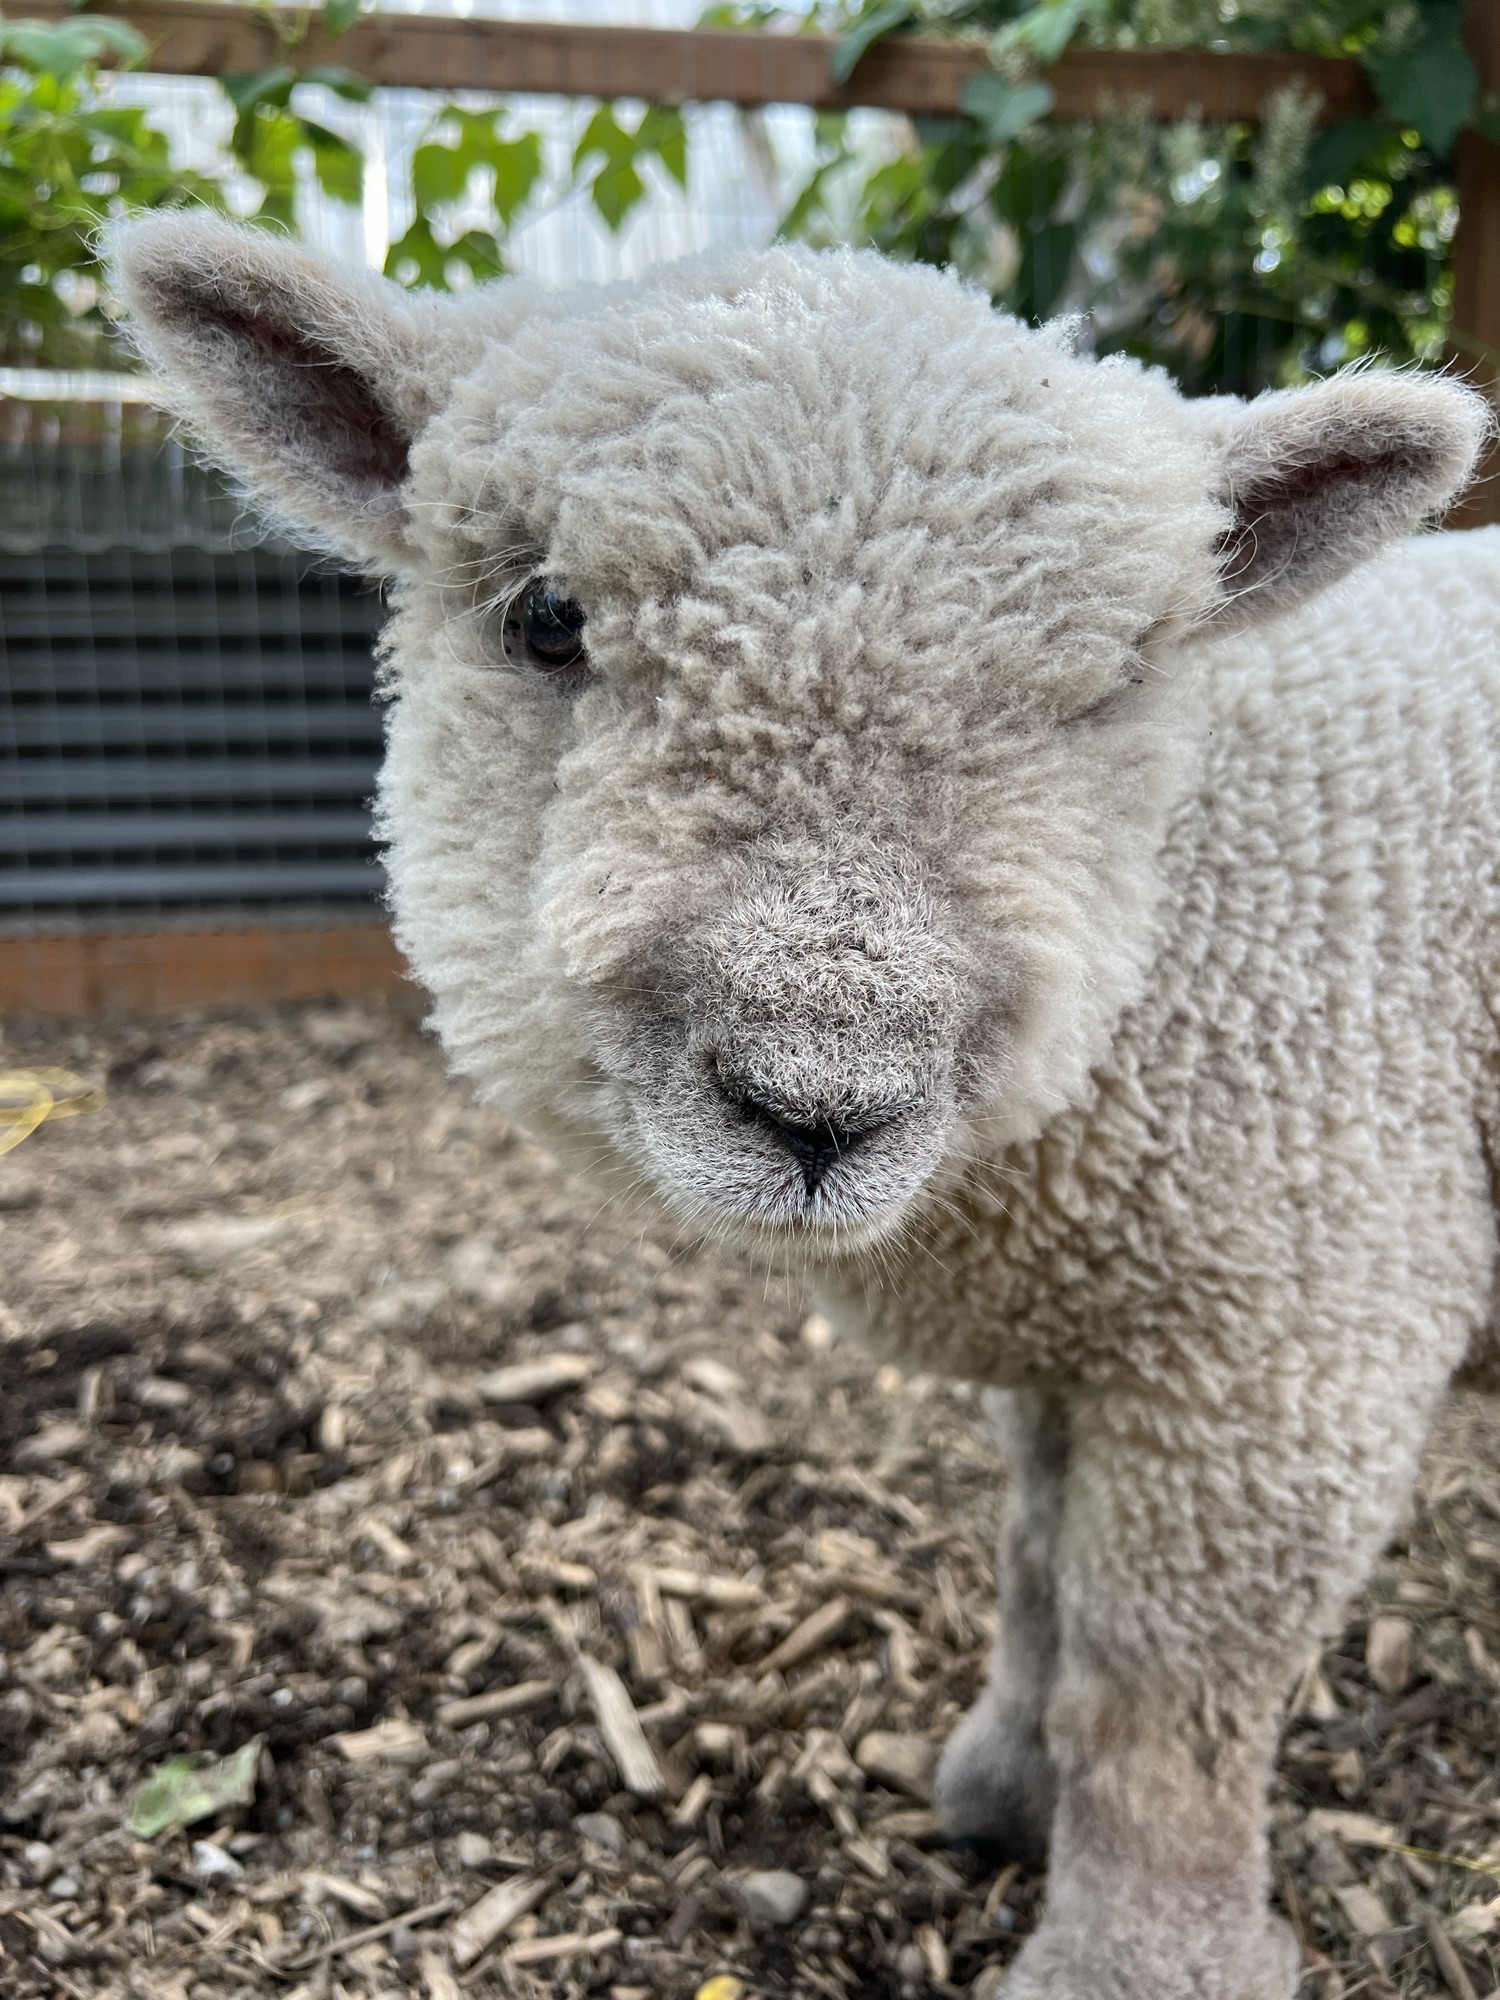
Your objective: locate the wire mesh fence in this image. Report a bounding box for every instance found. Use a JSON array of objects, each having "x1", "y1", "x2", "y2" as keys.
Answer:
[
  {"x1": 0, "y1": 394, "x2": 386, "y2": 928},
  {"x1": 0, "y1": 10, "x2": 1480, "y2": 948}
]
